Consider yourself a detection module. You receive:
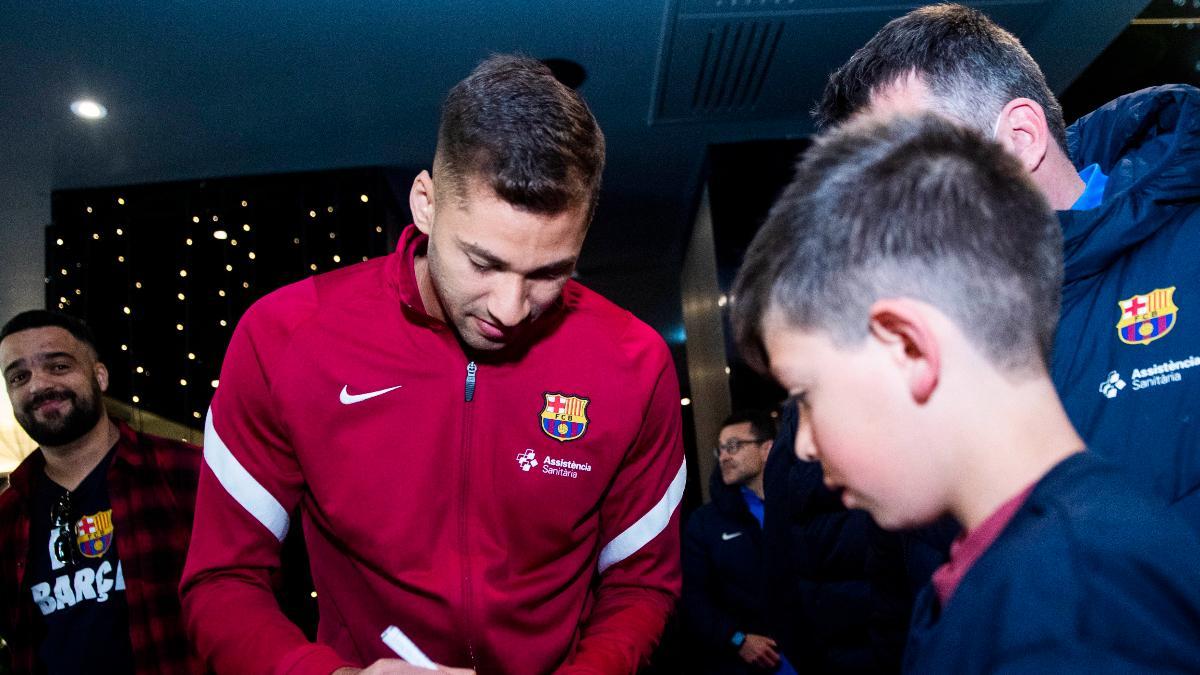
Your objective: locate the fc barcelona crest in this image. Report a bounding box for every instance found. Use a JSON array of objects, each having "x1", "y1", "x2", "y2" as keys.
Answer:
[
  {"x1": 1116, "y1": 286, "x2": 1179, "y2": 346},
  {"x1": 76, "y1": 509, "x2": 115, "y2": 558},
  {"x1": 540, "y1": 392, "x2": 590, "y2": 442}
]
